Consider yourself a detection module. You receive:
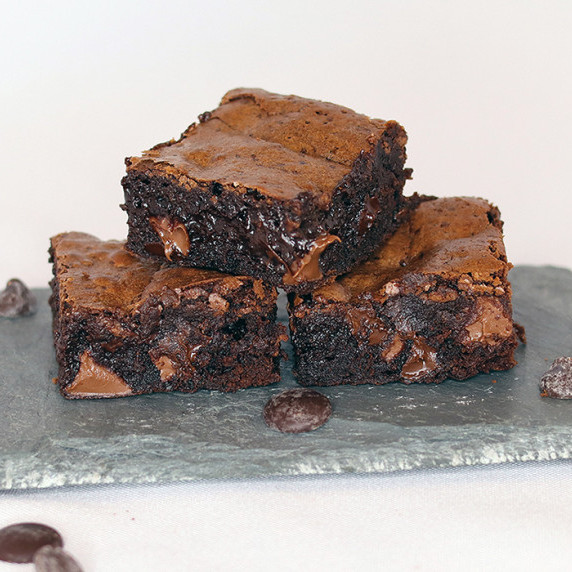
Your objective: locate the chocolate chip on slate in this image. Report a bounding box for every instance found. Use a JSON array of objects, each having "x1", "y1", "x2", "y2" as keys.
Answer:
[
  {"x1": 263, "y1": 388, "x2": 332, "y2": 433},
  {"x1": 0, "y1": 278, "x2": 37, "y2": 318},
  {"x1": 0, "y1": 522, "x2": 63, "y2": 564},
  {"x1": 34, "y1": 545, "x2": 84, "y2": 572},
  {"x1": 540, "y1": 357, "x2": 572, "y2": 399}
]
